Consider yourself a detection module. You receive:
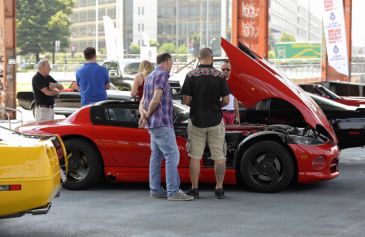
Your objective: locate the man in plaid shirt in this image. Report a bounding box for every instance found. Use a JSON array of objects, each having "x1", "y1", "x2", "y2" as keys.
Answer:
[{"x1": 139, "y1": 53, "x2": 193, "y2": 201}]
